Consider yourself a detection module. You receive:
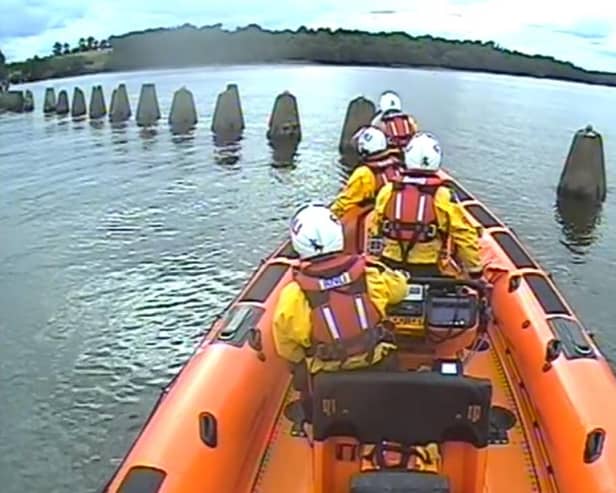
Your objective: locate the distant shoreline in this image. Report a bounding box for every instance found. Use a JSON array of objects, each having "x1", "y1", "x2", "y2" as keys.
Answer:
[
  {"x1": 13, "y1": 59, "x2": 615, "y2": 92},
  {"x1": 5, "y1": 24, "x2": 616, "y2": 89}
]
